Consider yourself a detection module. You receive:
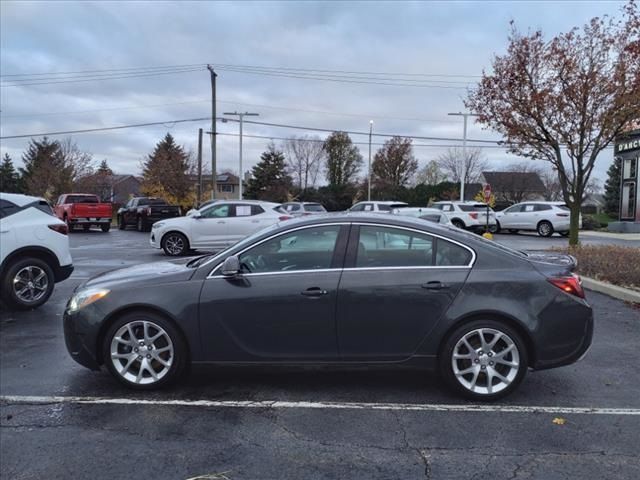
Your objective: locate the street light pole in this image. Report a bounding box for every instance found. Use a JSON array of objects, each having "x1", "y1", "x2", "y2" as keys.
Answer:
[
  {"x1": 206, "y1": 65, "x2": 217, "y2": 200},
  {"x1": 368, "y1": 120, "x2": 374, "y2": 201},
  {"x1": 447, "y1": 112, "x2": 478, "y2": 202},
  {"x1": 223, "y1": 111, "x2": 259, "y2": 199}
]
